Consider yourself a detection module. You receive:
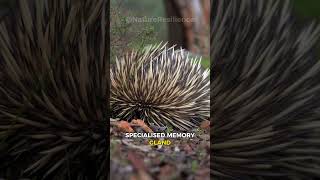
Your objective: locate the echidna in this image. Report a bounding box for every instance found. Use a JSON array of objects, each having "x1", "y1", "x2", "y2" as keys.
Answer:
[
  {"x1": 111, "y1": 43, "x2": 210, "y2": 130},
  {"x1": 0, "y1": 0, "x2": 107, "y2": 179},
  {"x1": 212, "y1": 0, "x2": 320, "y2": 179}
]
